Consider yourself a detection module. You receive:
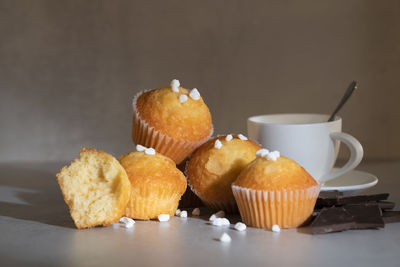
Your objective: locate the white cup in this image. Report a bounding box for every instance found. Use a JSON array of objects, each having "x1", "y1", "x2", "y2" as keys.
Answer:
[{"x1": 247, "y1": 113, "x2": 363, "y2": 183}]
